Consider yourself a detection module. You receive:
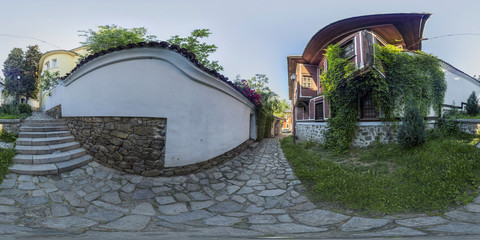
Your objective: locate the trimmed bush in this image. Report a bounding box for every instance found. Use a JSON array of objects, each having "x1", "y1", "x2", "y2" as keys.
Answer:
[
  {"x1": 18, "y1": 103, "x2": 32, "y2": 115},
  {"x1": 436, "y1": 118, "x2": 460, "y2": 136},
  {"x1": 0, "y1": 103, "x2": 20, "y2": 115},
  {"x1": 397, "y1": 104, "x2": 426, "y2": 148},
  {"x1": 466, "y1": 91, "x2": 480, "y2": 116}
]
